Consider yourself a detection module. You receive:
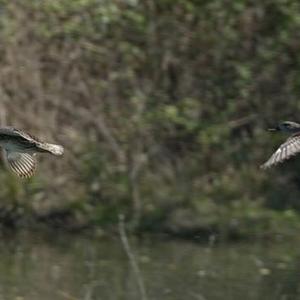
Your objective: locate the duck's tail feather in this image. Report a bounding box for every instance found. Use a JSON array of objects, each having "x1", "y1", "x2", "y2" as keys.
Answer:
[{"x1": 38, "y1": 143, "x2": 64, "y2": 156}]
